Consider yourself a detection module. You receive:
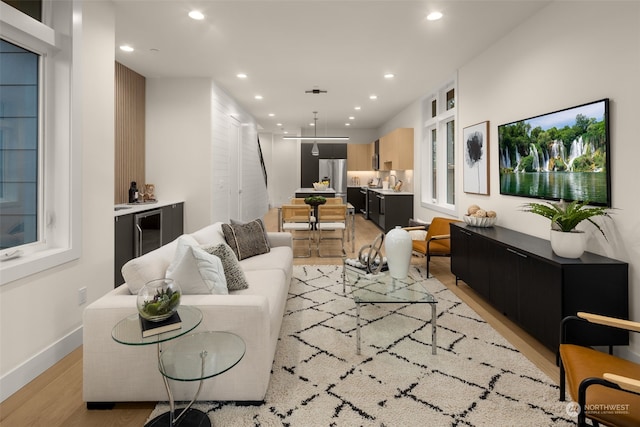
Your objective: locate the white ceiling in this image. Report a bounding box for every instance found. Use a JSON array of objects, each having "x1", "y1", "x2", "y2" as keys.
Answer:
[{"x1": 113, "y1": 0, "x2": 550, "y2": 135}]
